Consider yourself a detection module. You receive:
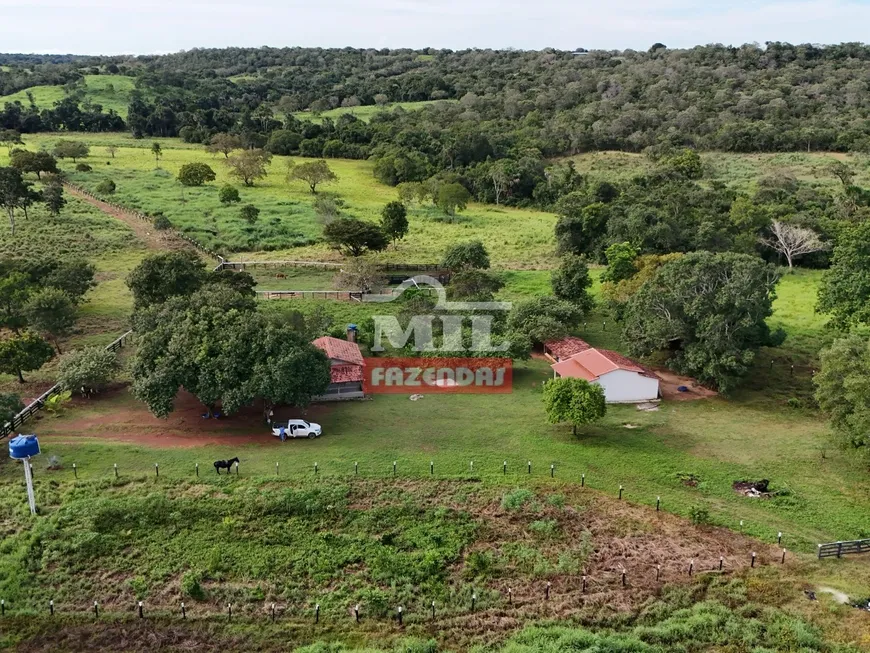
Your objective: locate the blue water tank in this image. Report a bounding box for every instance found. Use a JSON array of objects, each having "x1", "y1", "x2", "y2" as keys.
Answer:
[
  {"x1": 9, "y1": 434, "x2": 40, "y2": 459},
  {"x1": 347, "y1": 324, "x2": 358, "y2": 331}
]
